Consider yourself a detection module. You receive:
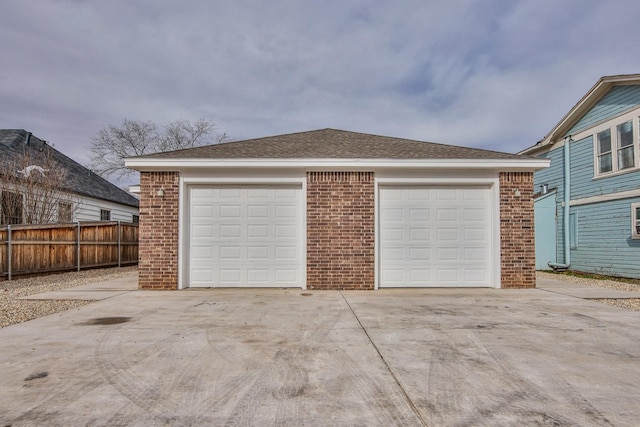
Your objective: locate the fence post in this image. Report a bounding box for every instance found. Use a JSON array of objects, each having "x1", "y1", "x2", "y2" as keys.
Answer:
[
  {"x1": 77, "y1": 222, "x2": 81, "y2": 272},
  {"x1": 7, "y1": 225, "x2": 11, "y2": 281},
  {"x1": 117, "y1": 221, "x2": 121, "y2": 268}
]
